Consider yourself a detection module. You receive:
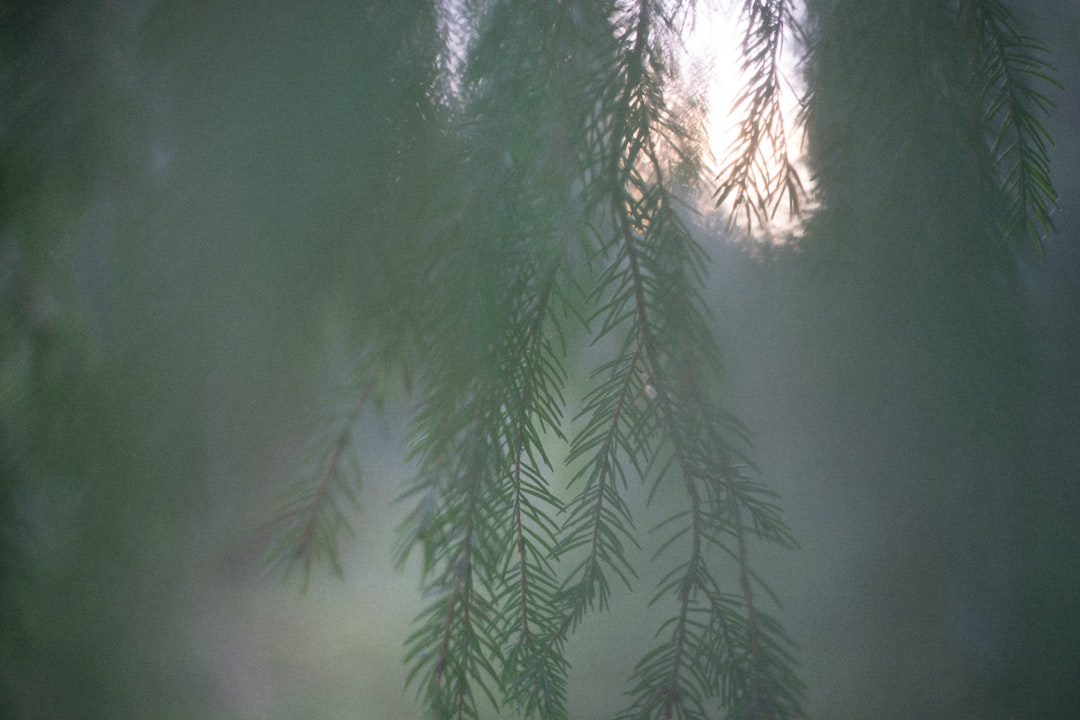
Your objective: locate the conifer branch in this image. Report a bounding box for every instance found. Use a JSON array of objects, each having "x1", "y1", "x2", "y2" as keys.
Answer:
[
  {"x1": 495, "y1": 264, "x2": 572, "y2": 720},
  {"x1": 260, "y1": 384, "x2": 371, "y2": 589},
  {"x1": 727, "y1": 465, "x2": 768, "y2": 715},
  {"x1": 397, "y1": 268, "x2": 570, "y2": 719},
  {"x1": 955, "y1": 0, "x2": 1060, "y2": 253},
  {"x1": 560, "y1": 2, "x2": 805, "y2": 719},
  {"x1": 398, "y1": 383, "x2": 506, "y2": 720},
  {"x1": 714, "y1": 0, "x2": 806, "y2": 233},
  {"x1": 232, "y1": 1, "x2": 1059, "y2": 718}
]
